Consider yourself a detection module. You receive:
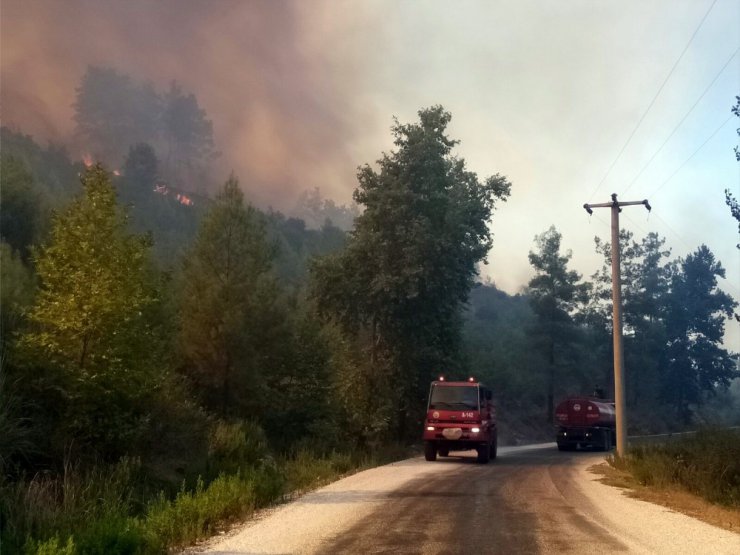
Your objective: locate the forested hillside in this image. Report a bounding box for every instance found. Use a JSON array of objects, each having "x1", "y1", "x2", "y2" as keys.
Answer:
[{"x1": 1, "y1": 69, "x2": 738, "y2": 552}]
